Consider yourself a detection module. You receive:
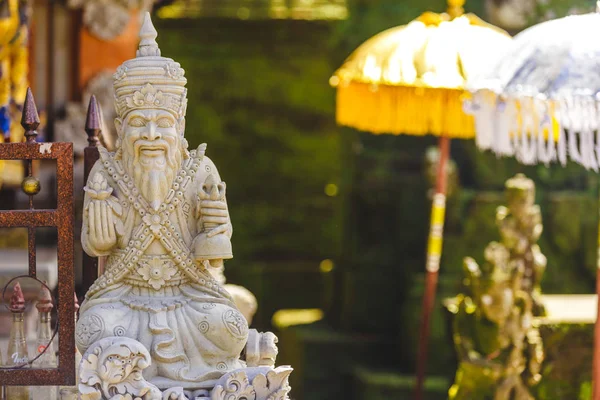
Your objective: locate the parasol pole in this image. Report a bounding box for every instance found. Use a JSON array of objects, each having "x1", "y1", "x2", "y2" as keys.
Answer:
[
  {"x1": 594, "y1": 181, "x2": 600, "y2": 400},
  {"x1": 414, "y1": 134, "x2": 450, "y2": 400},
  {"x1": 415, "y1": 5, "x2": 461, "y2": 399}
]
